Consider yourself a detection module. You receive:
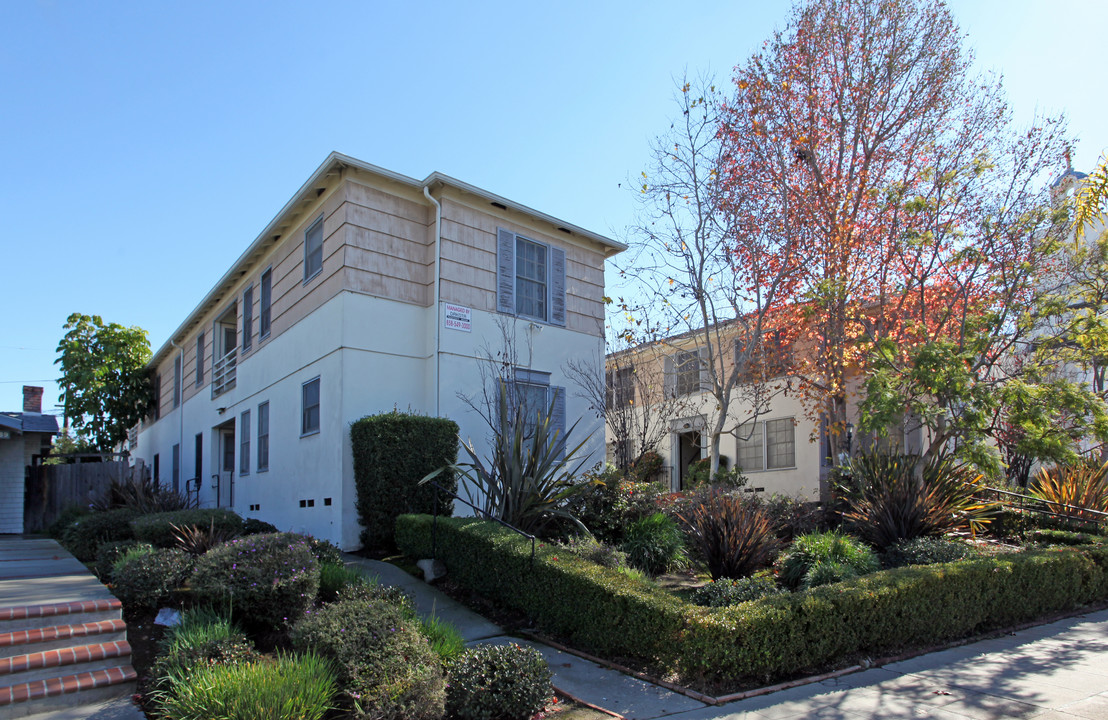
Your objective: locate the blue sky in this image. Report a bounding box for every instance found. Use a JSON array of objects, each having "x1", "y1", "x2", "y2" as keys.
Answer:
[{"x1": 2, "y1": 0, "x2": 1106, "y2": 415}]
